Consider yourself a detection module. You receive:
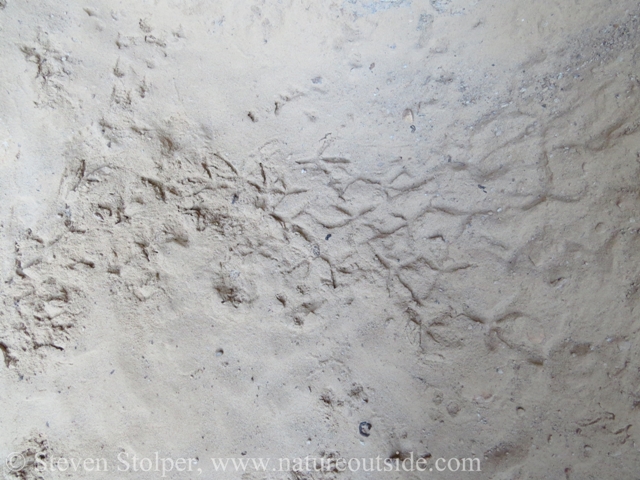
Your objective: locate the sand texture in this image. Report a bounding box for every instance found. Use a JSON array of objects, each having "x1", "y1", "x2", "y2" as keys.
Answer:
[{"x1": 1, "y1": 0, "x2": 640, "y2": 479}]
